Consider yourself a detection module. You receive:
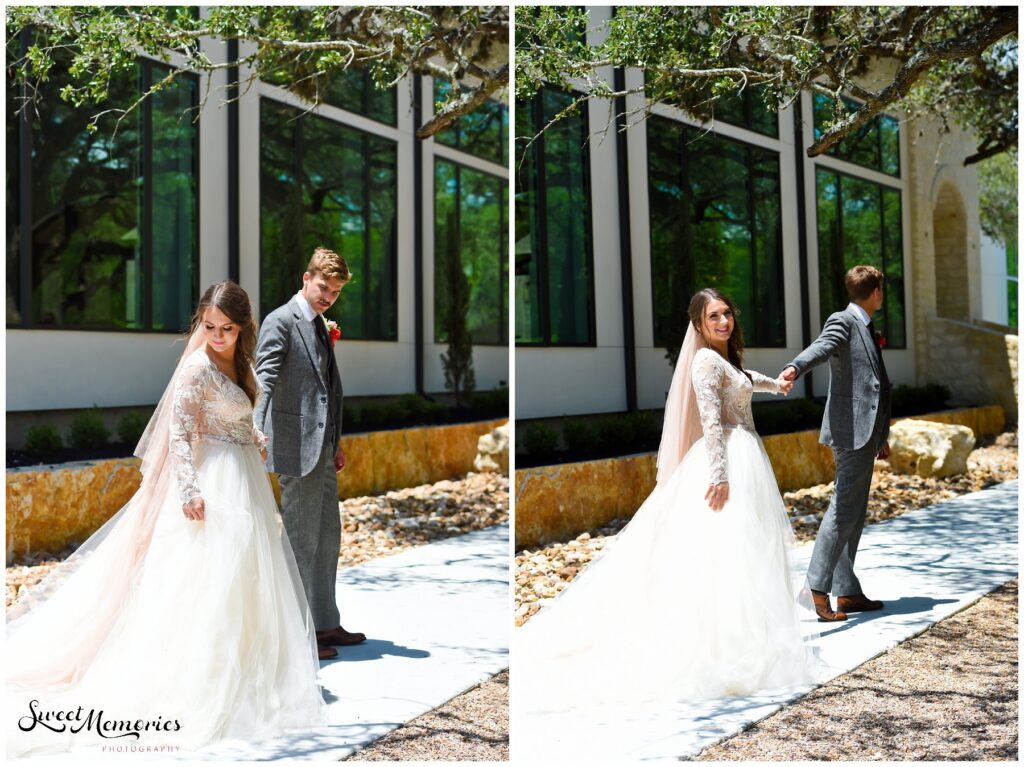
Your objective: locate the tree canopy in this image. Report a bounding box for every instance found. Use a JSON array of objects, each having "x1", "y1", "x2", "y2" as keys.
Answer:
[
  {"x1": 978, "y1": 149, "x2": 1018, "y2": 248},
  {"x1": 515, "y1": 6, "x2": 1017, "y2": 165},
  {"x1": 7, "y1": 5, "x2": 508, "y2": 138}
]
